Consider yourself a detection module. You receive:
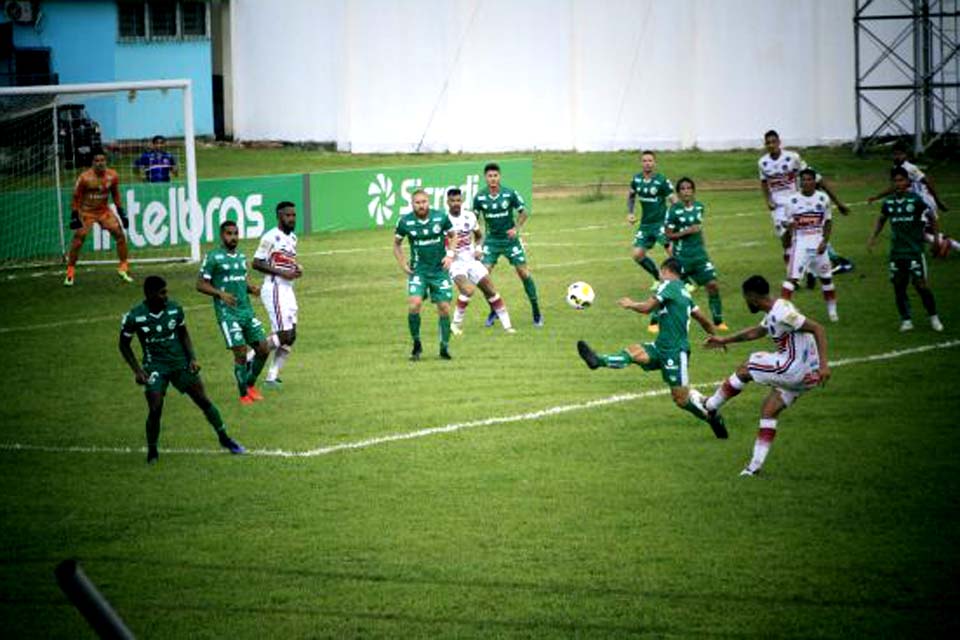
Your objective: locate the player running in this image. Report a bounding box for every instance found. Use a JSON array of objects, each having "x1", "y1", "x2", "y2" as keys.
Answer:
[
  {"x1": 576, "y1": 257, "x2": 728, "y2": 439},
  {"x1": 64, "y1": 151, "x2": 132, "y2": 286},
  {"x1": 663, "y1": 177, "x2": 726, "y2": 330},
  {"x1": 473, "y1": 163, "x2": 543, "y2": 327},
  {"x1": 445, "y1": 188, "x2": 514, "y2": 335},
  {"x1": 781, "y1": 169, "x2": 840, "y2": 322},
  {"x1": 196, "y1": 220, "x2": 272, "y2": 404},
  {"x1": 867, "y1": 167, "x2": 944, "y2": 332},
  {"x1": 758, "y1": 130, "x2": 851, "y2": 270},
  {"x1": 394, "y1": 189, "x2": 456, "y2": 360},
  {"x1": 119, "y1": 276, "x2": 246, "y2": 464},
  {"x1": 703, "y1": 275, "x2": 831, "y2": 477},
  {"x1": 253, "y1": 201, "x2": 301, "y2": 387},
  {"x1": 627, "y1": 150, "x2": 676, "y2": 333}
]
